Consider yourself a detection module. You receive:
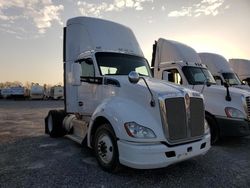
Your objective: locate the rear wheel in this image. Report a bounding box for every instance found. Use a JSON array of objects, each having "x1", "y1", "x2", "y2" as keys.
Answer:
[
  {"x1": 94, "y1": 124, "x2": 121, "y2": 172},
  {"x1": 45, "y1": 110, "x2": 66, "y2": 137},
  {"x1": 206, "y1": 114, "x2": 219, "y2": 144}
]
